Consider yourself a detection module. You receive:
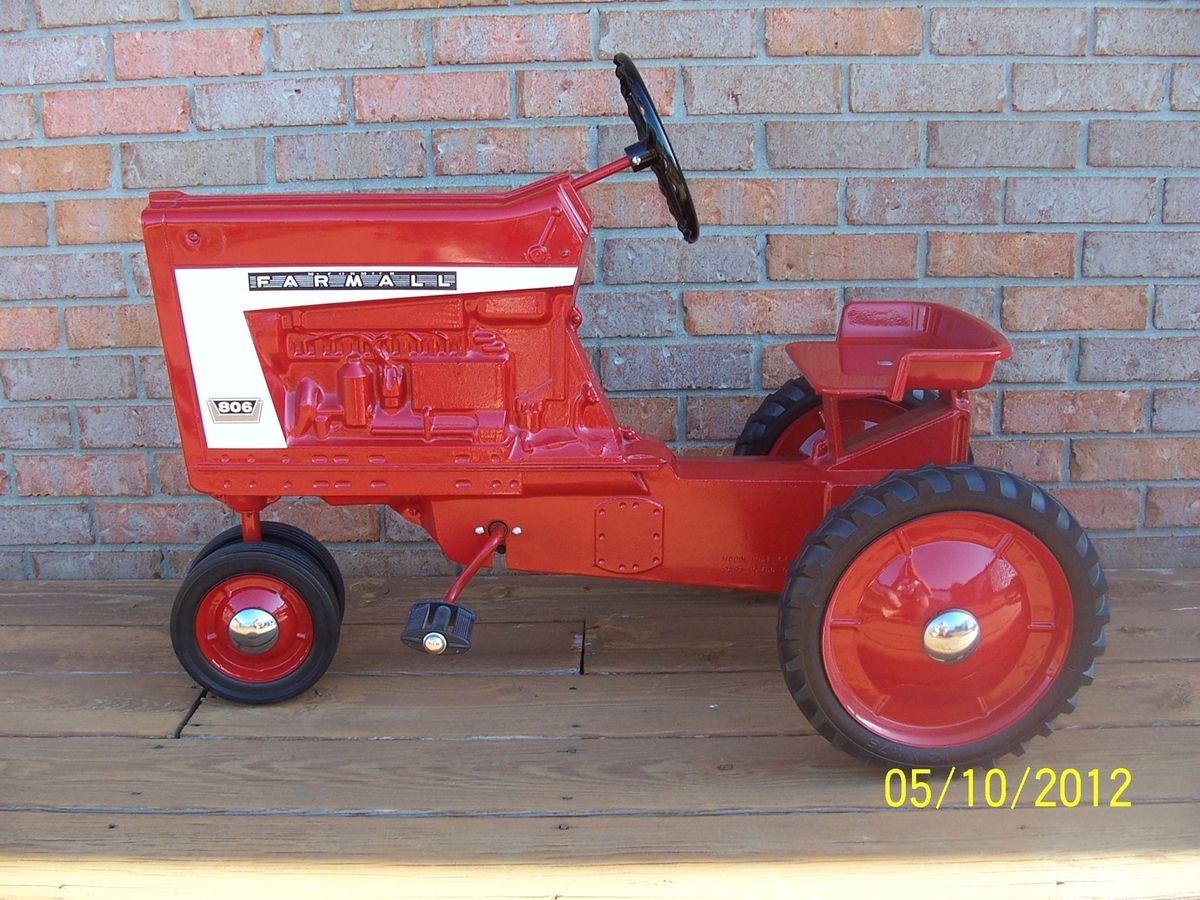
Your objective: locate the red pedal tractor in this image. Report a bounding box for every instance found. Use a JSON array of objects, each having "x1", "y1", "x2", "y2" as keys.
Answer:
[{"x1": 142, "y1": 55, "x2": 1107, "y2": 768}]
